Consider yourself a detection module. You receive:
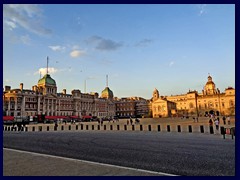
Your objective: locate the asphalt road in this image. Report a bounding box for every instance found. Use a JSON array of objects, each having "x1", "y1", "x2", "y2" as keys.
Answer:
[{"x1": 3, "y1": 131, "x2": 235, "y2": 176}]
